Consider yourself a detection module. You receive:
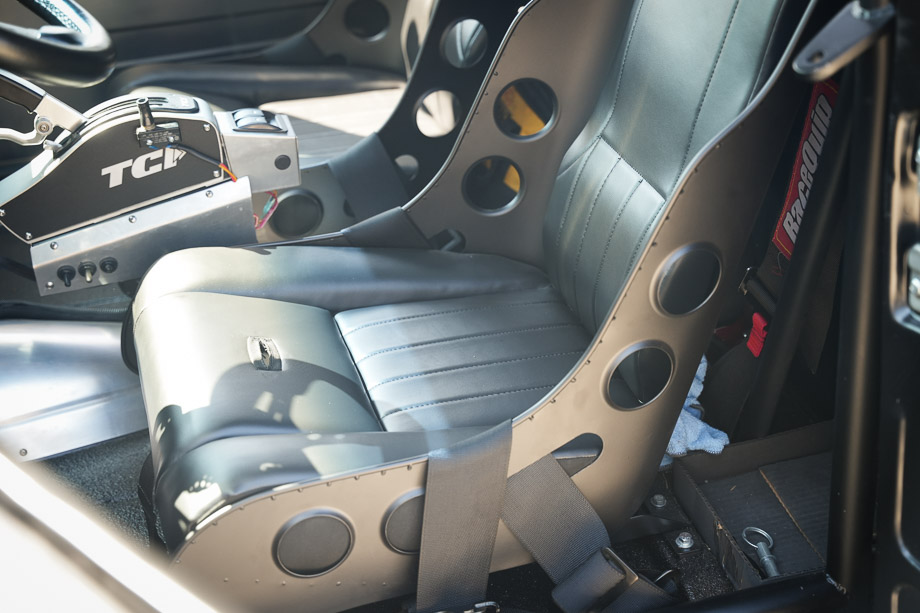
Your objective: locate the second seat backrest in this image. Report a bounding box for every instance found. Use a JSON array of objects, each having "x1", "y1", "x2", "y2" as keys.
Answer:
[{"x1": 543, "y1": 0, "x2": 802, "y2": 332}]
